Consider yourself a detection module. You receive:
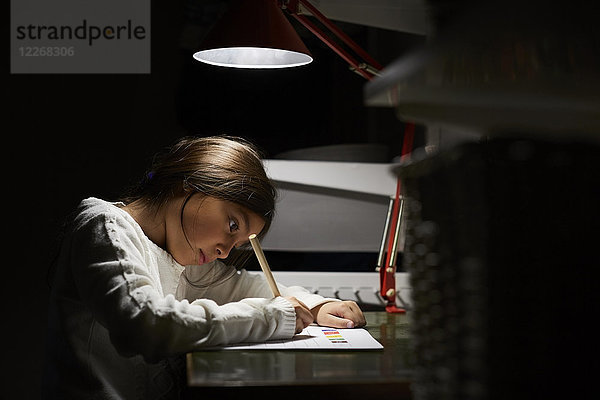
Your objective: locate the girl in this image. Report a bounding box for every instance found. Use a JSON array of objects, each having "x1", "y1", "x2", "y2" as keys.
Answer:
[{"x1": 43, "y1": 136, "x2": 365, "y2": 399}]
